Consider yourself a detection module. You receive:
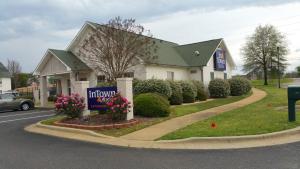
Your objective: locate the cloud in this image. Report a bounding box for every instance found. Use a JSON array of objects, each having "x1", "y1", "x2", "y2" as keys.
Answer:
[{"x1": 0, "y1": 0, "x2": 300, "y2": 72}]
